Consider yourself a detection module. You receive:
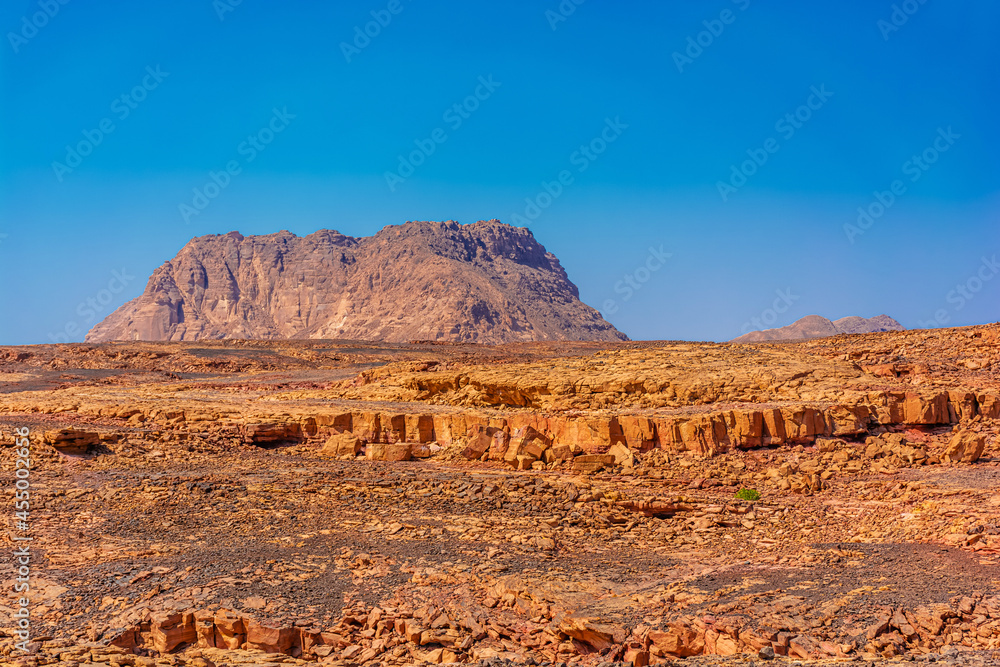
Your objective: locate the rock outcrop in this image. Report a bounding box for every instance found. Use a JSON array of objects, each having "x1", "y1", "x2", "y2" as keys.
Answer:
[
  {"x1": 3, "y1": 325, "x2": 1000, "y2": 666},
  {"x1": 86, "y1": 220, "x2": 627, "y2": 344},
  {"x1": 732, "y1": 314, "x2": 904, "y2": 343}
]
